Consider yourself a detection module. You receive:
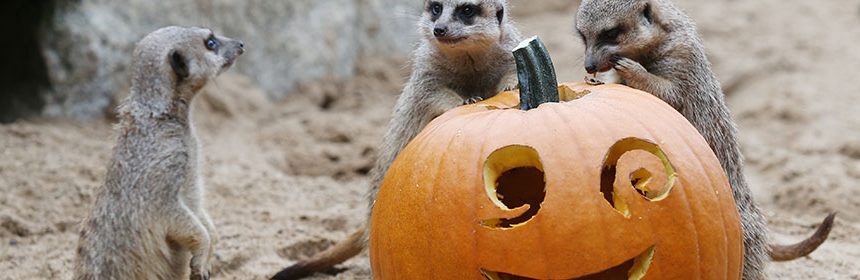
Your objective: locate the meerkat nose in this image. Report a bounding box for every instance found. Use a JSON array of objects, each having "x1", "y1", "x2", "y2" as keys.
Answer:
[
  {"x1": 434, "y1": 26, "x2": 448, "y2": 37},
  {"x1": 585, "y1": 64, "x2": 598, "y2": 74}
]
